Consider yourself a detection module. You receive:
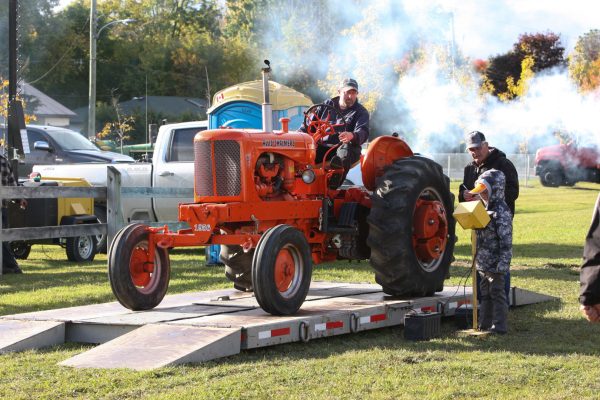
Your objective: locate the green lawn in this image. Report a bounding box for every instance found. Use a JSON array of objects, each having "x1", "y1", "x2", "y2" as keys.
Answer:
[{"x1": 1, "y1": 181, "x2": 600, "y2": 399}]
